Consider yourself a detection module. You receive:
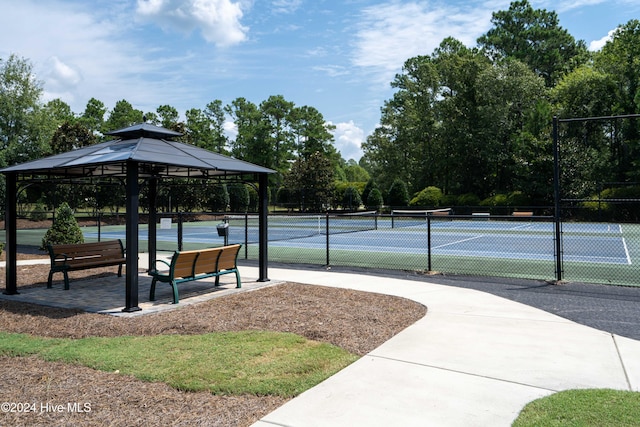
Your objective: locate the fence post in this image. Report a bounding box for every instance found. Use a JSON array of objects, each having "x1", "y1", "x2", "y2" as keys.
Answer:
[
  {"x1": 427, "y1": 215, "x2": 432, "y2": 272},
  {"x1": 553, "y1": 116, "x2": 563, "y2": 281},
  {"x1": 325, "y1": 212, "x2": 330, "y2": 266},
  {"x1": 244, "y1": 212, "x2": 248, "y2": 259},
  {"x1": 177, "y1": 212, "x2": 183, "y2": 251}
]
